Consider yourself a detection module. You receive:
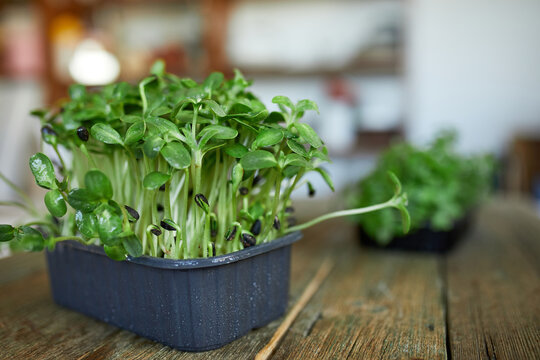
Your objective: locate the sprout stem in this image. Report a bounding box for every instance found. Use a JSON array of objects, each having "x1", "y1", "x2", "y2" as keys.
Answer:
[{"x1": 285, "y1": 198, "x2": 398, "y2": 234}]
